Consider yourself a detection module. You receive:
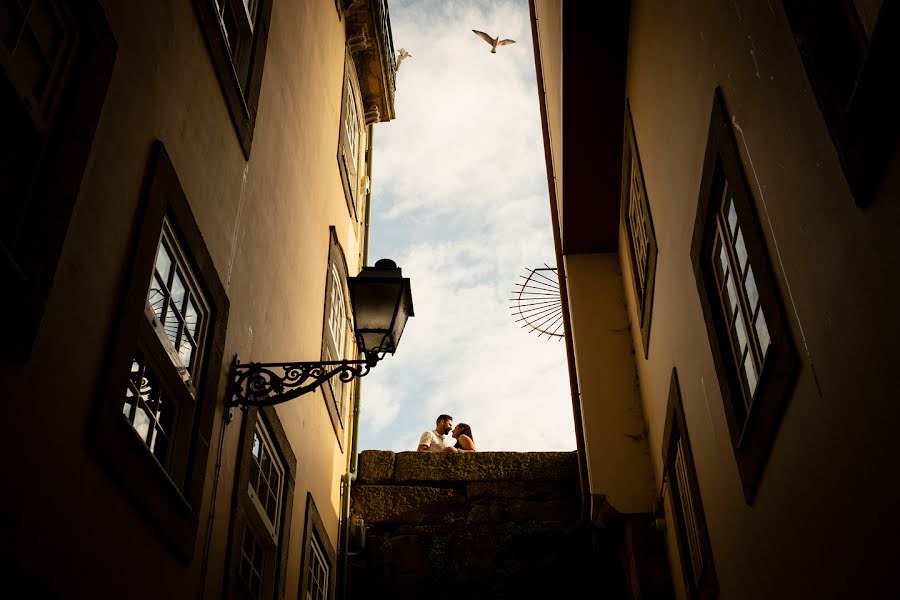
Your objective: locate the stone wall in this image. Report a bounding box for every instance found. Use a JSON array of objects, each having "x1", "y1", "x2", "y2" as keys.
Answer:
[{"x1": 347, "y1": 451, "x2": 617, "y2": 599}]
